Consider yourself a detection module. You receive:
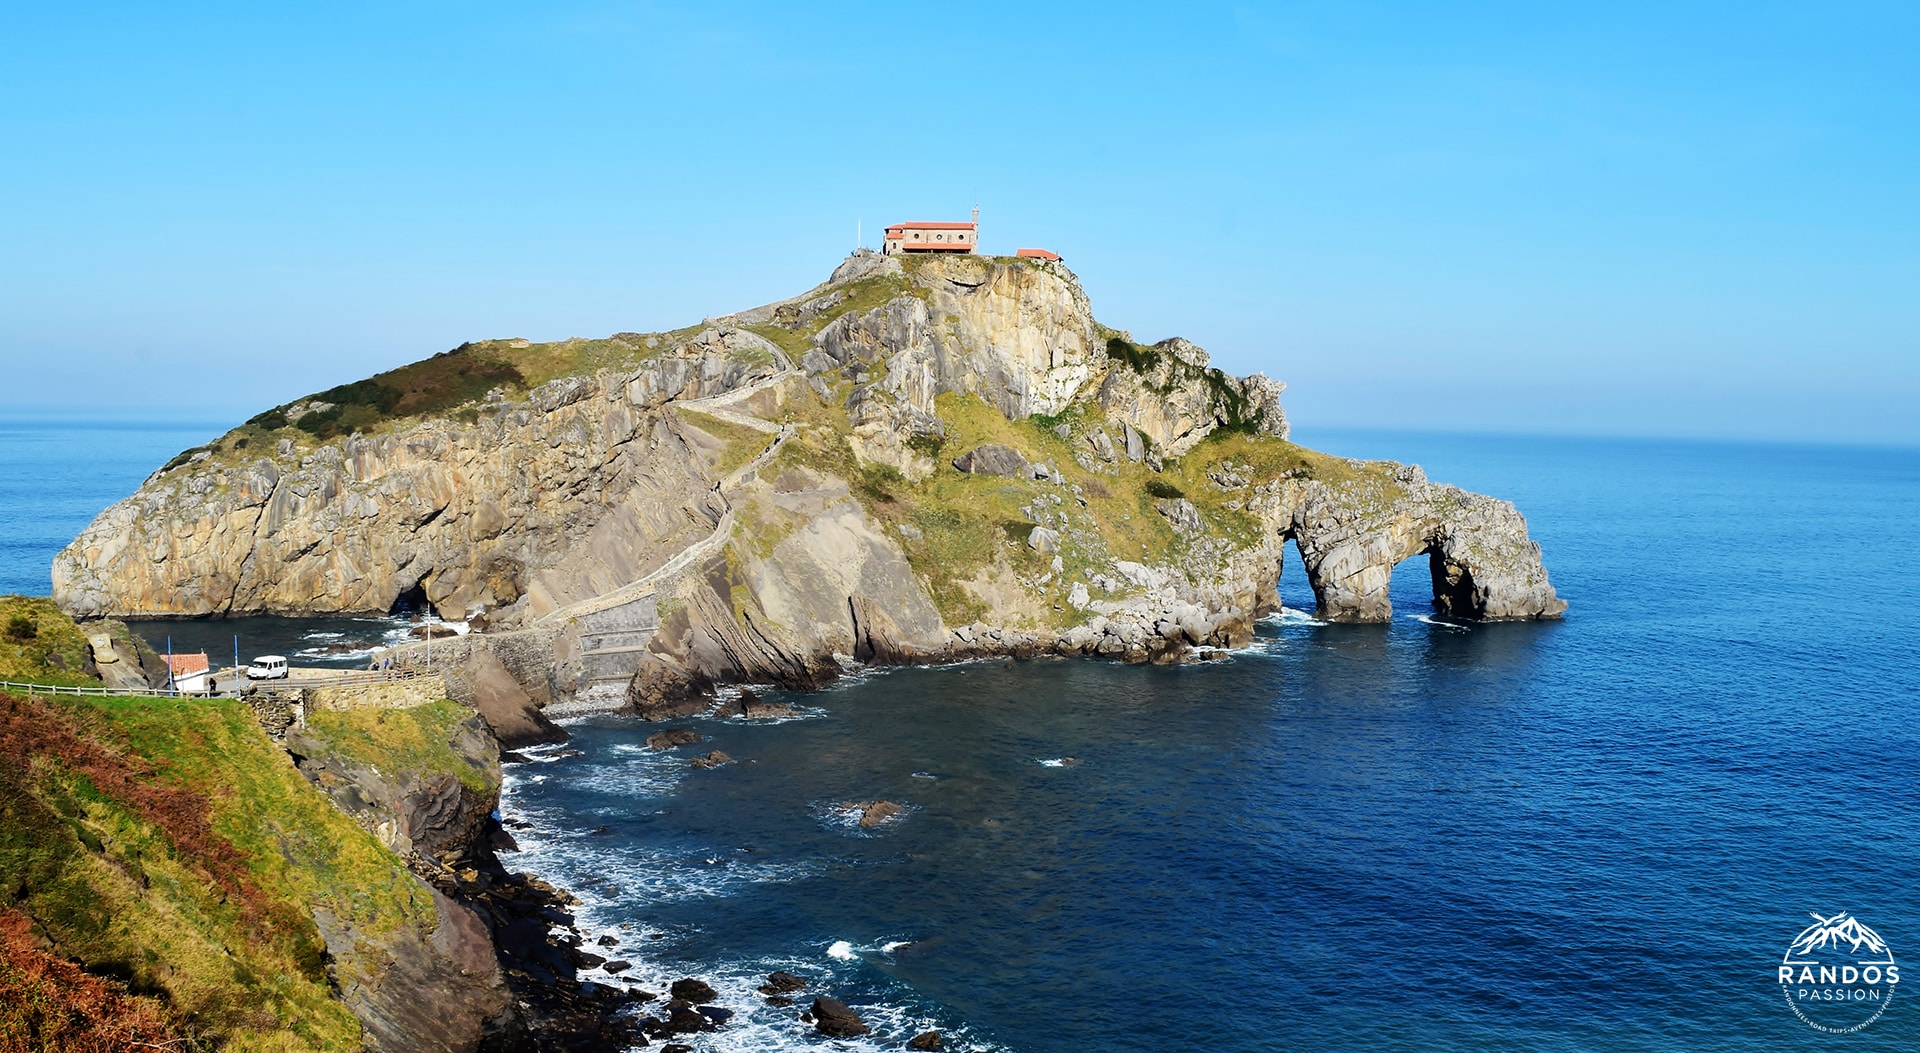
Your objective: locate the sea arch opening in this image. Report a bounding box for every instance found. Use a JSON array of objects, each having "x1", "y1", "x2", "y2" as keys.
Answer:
[
  {"x1": 1389, "y1": 545, "x2": 1445, "y2": 621},
  {"x1": 1275, "y1": 527, "x2": 1479, "y2": 623}
]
